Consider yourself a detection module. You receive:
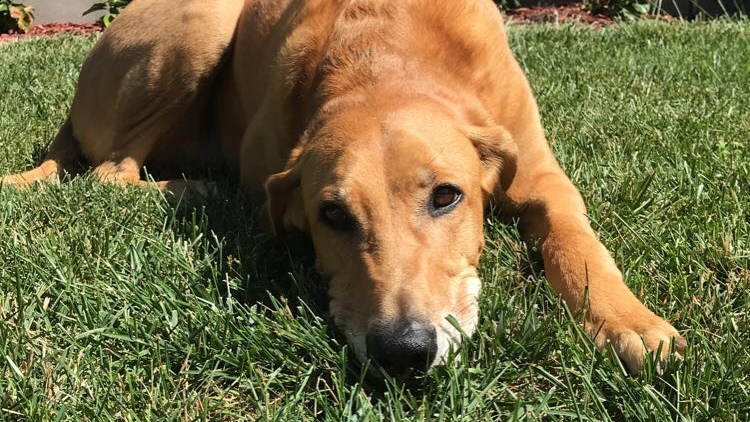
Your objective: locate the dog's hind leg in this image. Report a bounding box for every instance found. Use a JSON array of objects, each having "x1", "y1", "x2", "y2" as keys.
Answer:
[
  {"x1": 91, "y1": 157, "x2": 216, "y2": 202},
  {"x1": 1, "y1": 118, "x2": 82, "y2": 188}
]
